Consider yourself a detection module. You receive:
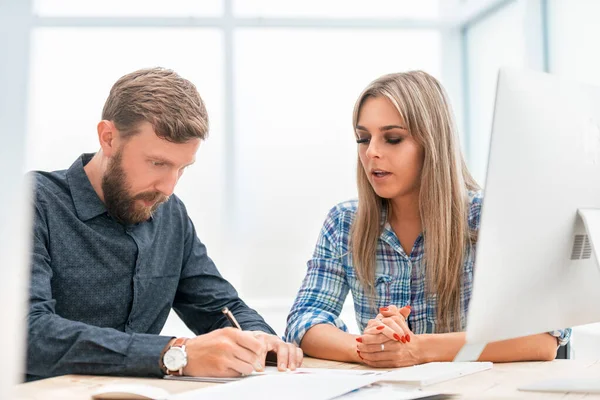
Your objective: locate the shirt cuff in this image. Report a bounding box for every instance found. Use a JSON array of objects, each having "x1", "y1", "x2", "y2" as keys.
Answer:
[
  {"x1": 125, "y1": 333, "x2": 174, "y2": 377},
  {"x1": 285, "y1": 310, "x2": 347, "y2": 346},
  {"x1": 549, "y1": 328, "x2": 572, "y2": 347},
  {"x1": 244, "y1": 323, "x2": 277, "y2": 336}
]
